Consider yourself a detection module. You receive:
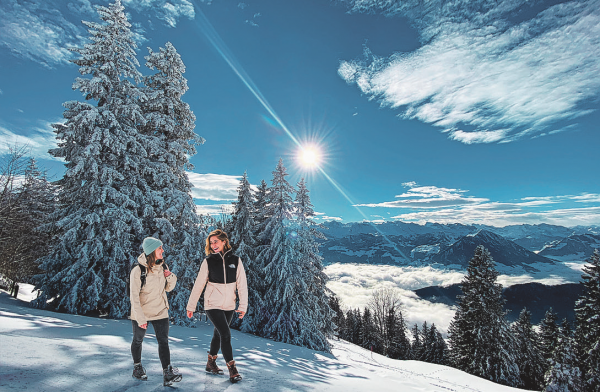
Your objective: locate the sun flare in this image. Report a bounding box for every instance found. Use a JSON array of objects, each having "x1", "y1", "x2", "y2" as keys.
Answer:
[{"x1": 299, "y1": 146, "x2": 320, "y2": 167}]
